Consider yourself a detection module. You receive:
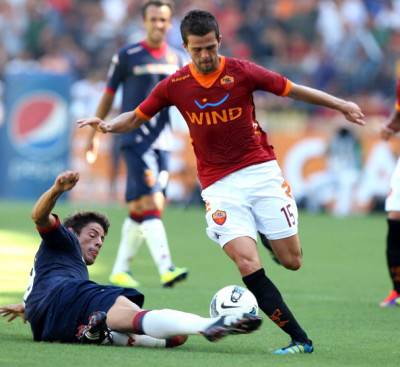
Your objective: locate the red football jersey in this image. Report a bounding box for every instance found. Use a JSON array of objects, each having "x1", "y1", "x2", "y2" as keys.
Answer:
[{"x1": 136, "y1": 56, "x2": 292, "y2": 188}]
